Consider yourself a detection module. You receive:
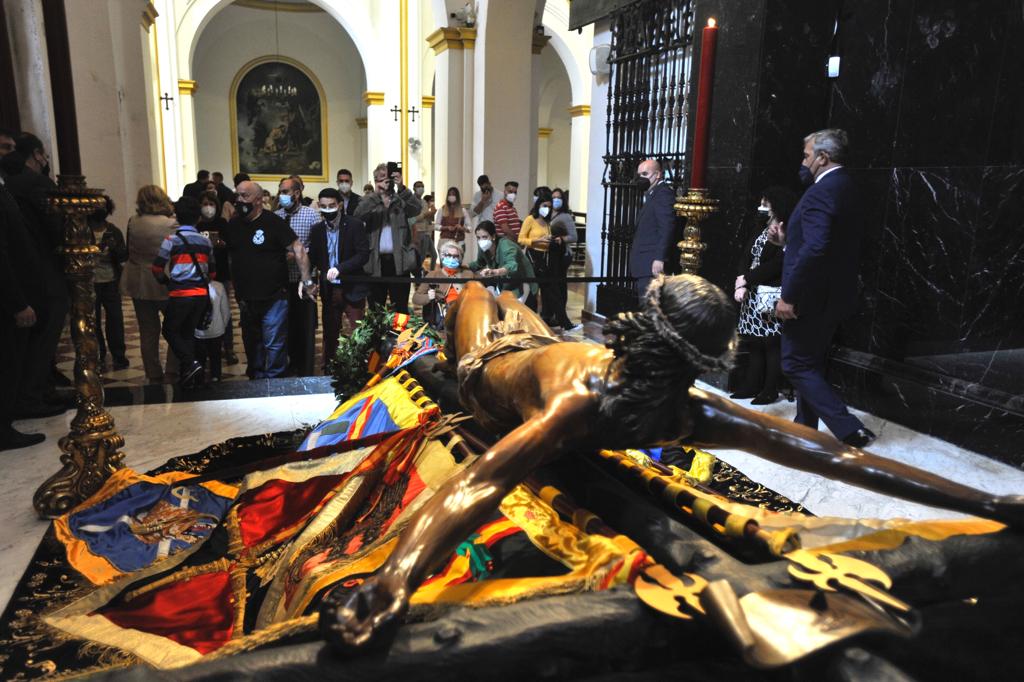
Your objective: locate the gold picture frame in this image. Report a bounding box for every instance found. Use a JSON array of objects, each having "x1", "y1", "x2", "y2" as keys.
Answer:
[{"x1": 229, "y1": 55, "x2": 328, "y2": 183}]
